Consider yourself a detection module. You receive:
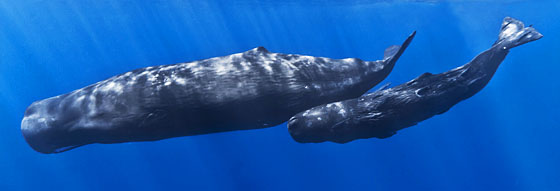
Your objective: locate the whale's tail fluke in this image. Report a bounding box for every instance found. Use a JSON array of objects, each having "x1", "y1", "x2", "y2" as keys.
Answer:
[
  {"x1": 494, "y1": 17, "x2": 543, "y2": 50},
  {"x1": 383, "y1": 31, "x2": 416, "y2": 64}
]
